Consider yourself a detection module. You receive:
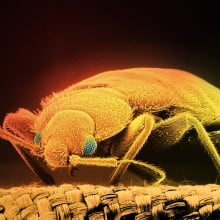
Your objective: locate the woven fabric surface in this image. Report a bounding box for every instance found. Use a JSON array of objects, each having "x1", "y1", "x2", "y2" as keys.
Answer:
[{"x1": 0, "y1": 184, "x2": 219, "y2": 220}]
